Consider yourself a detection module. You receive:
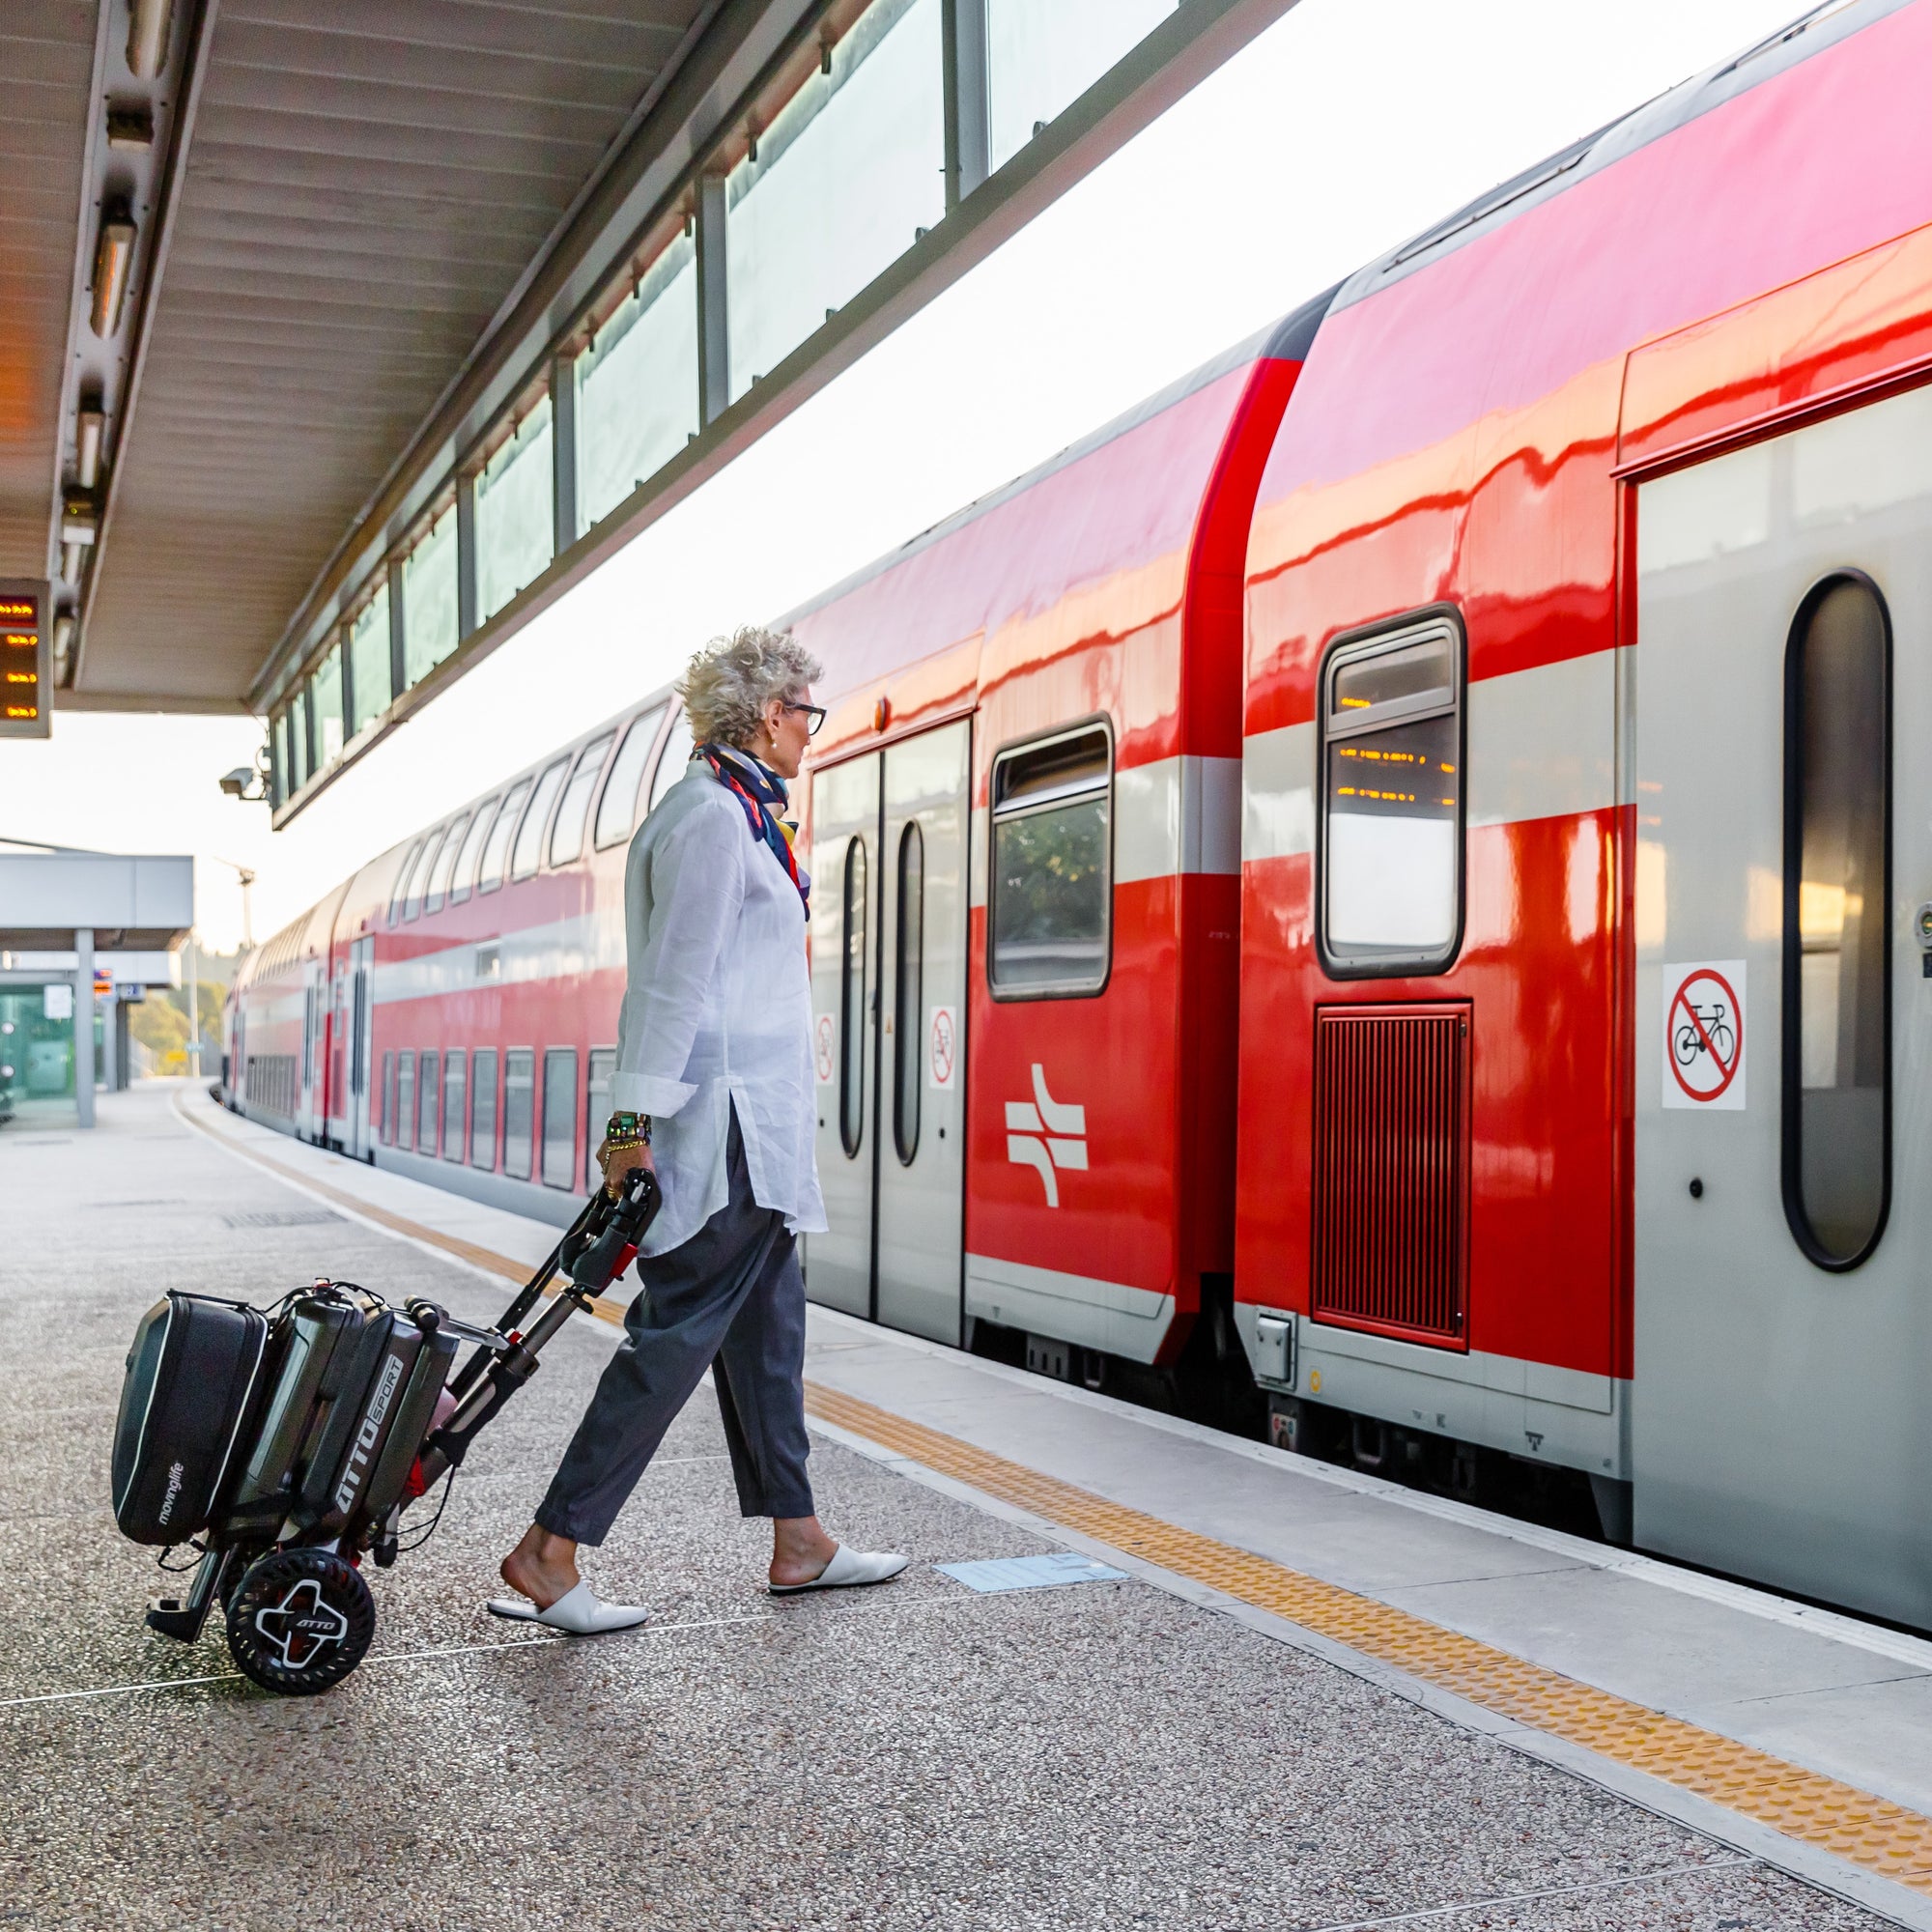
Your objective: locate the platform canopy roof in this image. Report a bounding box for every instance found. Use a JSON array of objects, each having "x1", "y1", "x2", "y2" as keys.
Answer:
[
  {"x1": 0, "y1": 839, "x2": 192, "y2": 952},
  {"x1": 2, "y1": 0, "x2": 1293, "y2": 813}
]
